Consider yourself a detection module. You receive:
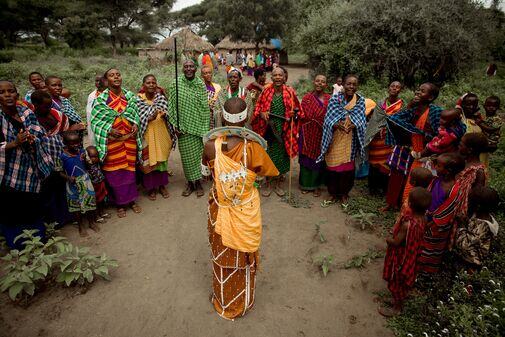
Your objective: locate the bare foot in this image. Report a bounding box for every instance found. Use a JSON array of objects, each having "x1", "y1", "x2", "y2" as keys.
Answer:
[
  {"x1": 313, "y1": 189, "x2": 321, "y2": 197},
  {"x1": 117, "y1": 207, "x2": 127, "y2": 218},
  {"x1": 148, "y1": 190, "x2": 157, "y2": 201}
]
